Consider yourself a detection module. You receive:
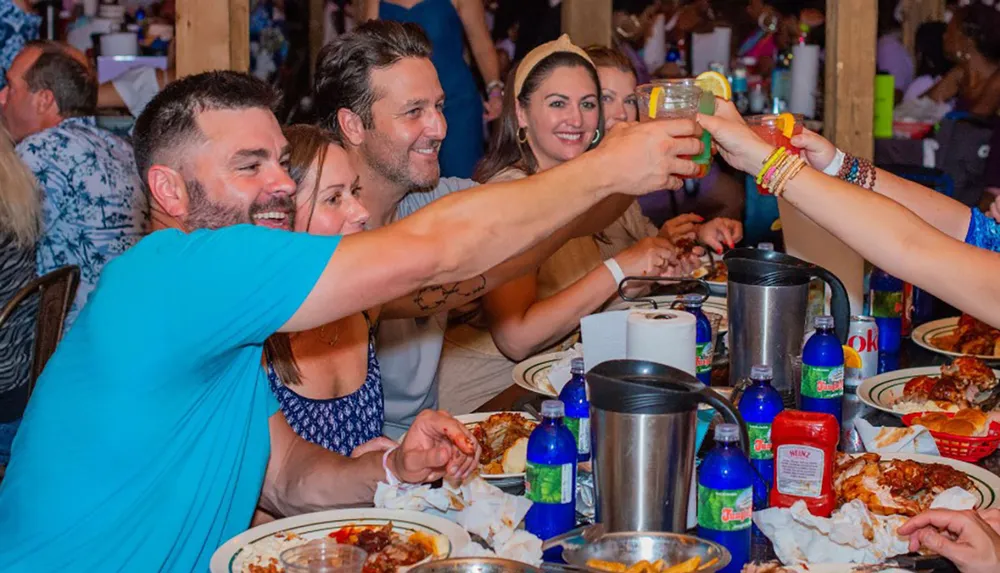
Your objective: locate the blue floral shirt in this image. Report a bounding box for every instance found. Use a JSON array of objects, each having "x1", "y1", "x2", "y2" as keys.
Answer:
[
  {"x1": 17, "y1": 117, "x2": 148, "y2": 327},
  {"x1": 964, "y1": 207, "x2": 1000, "y2": 253},
  {"x1": 0, "y1": 1, "x2": 40, "y2": 90}
]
